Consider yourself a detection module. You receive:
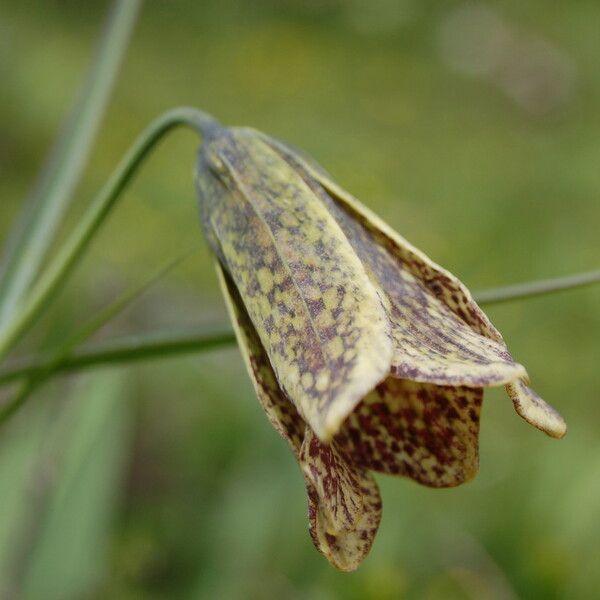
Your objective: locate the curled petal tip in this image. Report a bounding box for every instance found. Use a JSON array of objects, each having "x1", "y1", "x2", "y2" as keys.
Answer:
[{"x1": 507, "y1": 380, "x2": 567, "y2": 439}]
